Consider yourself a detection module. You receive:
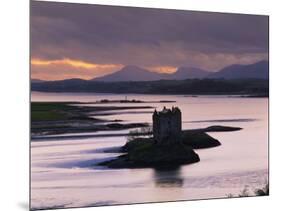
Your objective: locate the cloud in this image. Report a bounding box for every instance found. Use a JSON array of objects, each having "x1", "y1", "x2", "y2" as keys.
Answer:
[
  {"x1": 31, "y1": 58, "x2": 123, "y2": 80},
  {"x1": 31, "y1": 1, "x2": 269, "y2": 80},
  {"x1": 148, "y1": 65, "x2": 177, "y2": 74},
  {"x1": 31, "y1": 58, "x2": 121, "y2": 69}
]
